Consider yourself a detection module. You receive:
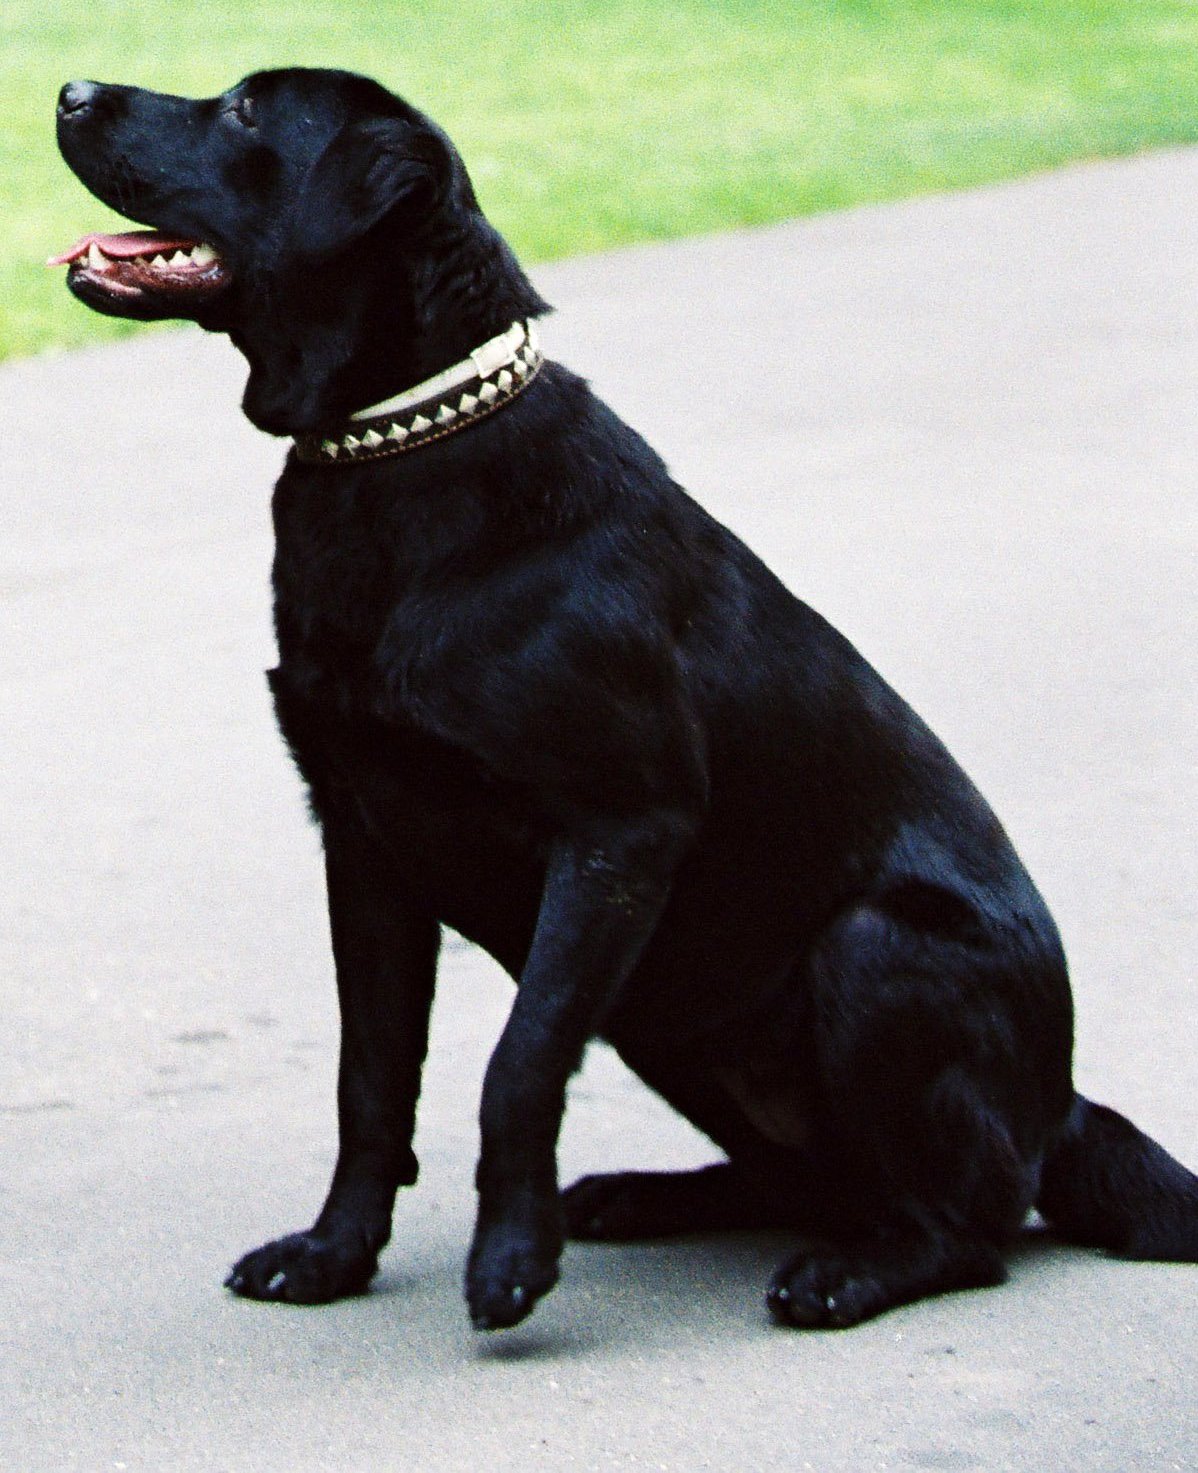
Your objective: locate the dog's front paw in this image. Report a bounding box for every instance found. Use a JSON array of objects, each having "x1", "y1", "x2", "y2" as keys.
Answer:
[
  {"x1": 465, "y1": 1218, "x2": 562, "y2": 1330},
  {"x1": 225, "y1": 1230, "x2": 378, "y2": 1305}
]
